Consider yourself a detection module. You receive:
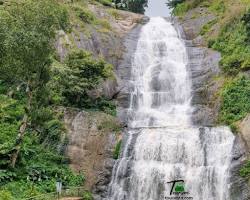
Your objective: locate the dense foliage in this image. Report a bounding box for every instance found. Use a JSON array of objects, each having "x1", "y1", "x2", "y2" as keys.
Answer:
[
  {"x1": 240, "y1": 160, "x2": 250, "y2": 177},
  {"x1": 0, "y1": 91, "x2": 84, "y2": 199},
  {"x1": 63, "y1": 50, "x2": 113, "y2": 105},
  {"x1": 212, "y1": 21, "x2": 250, "y2": 75},
  {"x1": 0, "y1": 0, "x2": 70, "y2": 166},
  {"x1": 0, "y1": 0, "x2": 116, "y2": 198},
  {"x1": 112, "y1": 0, "x2": 148, "y2": 13},
  {"x1": 219, "y1": 76, "x2": 250, "y2": 125},
  {"x1": 49, "y1": 51, "x2": 116, "y2": 115},
  {"x1": 208, "y1": 6, "x2": 250, "y2": 131},
  {"x1": 167, "y1": 0, "x2": 185, "y2": 8},
  {"x1": 242, "y1": 7, "x2": 250, "y2": 42}
]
